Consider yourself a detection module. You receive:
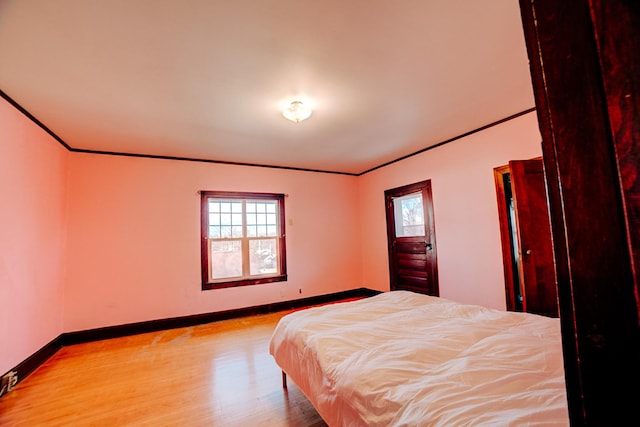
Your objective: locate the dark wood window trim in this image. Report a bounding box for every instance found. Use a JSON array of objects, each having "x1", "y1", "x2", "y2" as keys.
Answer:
[{"x1": 200, "y1": 191, "x2": 287, "y2": 290}]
